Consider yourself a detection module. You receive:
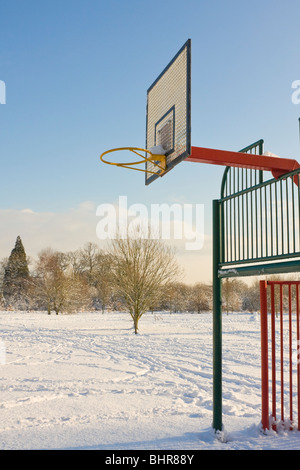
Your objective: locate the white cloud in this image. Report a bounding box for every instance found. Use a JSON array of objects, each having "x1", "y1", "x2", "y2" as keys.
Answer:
[
  {"x1": 0, "y1": 201, "x2": 212, "y2": 283},
  {"x1": 21, "y1": 208, "x2": 35, "y2": 214},
  {"x1": 0, "y1": 202, "x2": 101, "y2": 262}
]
